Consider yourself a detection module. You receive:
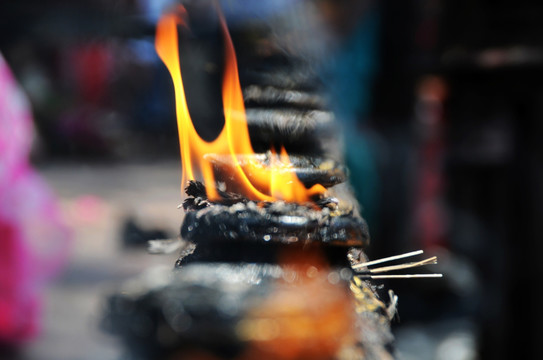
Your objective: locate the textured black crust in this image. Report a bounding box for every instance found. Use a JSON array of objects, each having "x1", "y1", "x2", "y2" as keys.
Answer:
[
  {"x1": 181, "y1": 201, "x2": 369, "y2": 247},
  {"x1": 181, "y1": 180, "x2": 369, "y2": 249}
]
